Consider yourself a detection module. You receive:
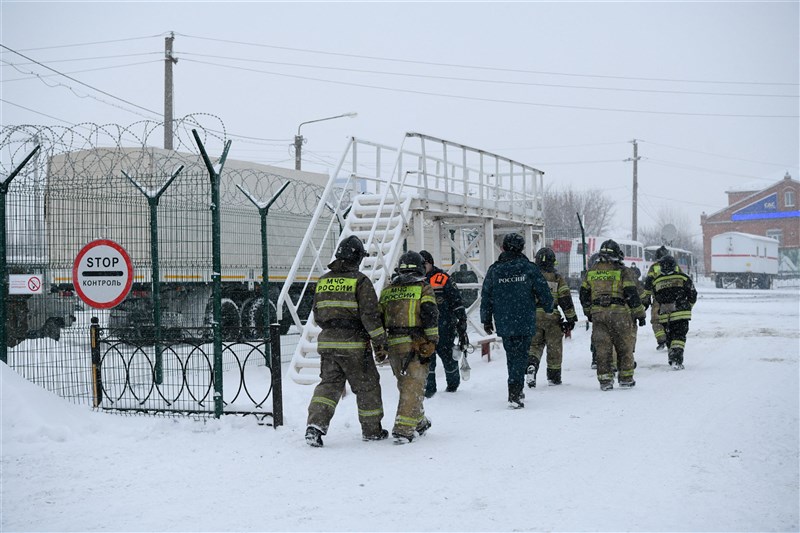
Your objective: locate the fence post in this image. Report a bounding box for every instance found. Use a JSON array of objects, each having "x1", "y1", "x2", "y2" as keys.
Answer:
[
  {"x1": 236, "y1": 182, "x2": 290, "y2": 354},
  {"x1": 270, "y1": 323, "x2": 283, "y2": 427},
  {"x1": 123, "y1": 166, "x2": 183, "y2": 384},
  {"x1": 193, "y1": 130, "x2": 231, "y2": 419},
  {"x1": 0, "y1": 145, "x2": 40, "y2": 364},
  {"x1": 90, "y1": 316, "x2": 104, "y2": 407}
]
